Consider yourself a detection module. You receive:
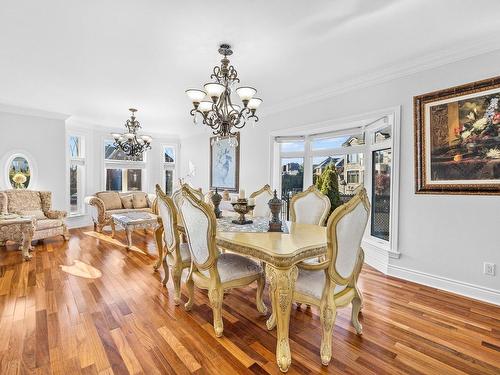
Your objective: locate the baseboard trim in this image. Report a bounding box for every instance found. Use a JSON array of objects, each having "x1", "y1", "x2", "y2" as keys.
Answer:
[{"x1": 388, "y1": 264, "x2": 500, "y2": 306}]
